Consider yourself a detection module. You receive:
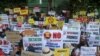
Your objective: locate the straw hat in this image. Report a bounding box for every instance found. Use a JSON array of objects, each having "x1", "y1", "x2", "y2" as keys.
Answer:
[{"x1": 42, "y1": 47, "x2": 53, "y2": 56}]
